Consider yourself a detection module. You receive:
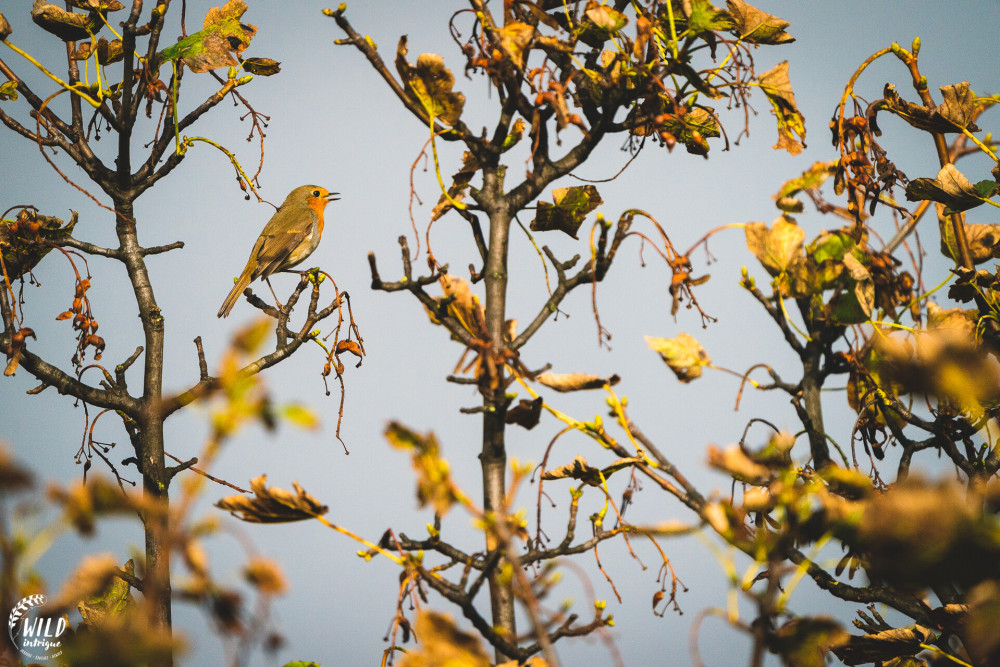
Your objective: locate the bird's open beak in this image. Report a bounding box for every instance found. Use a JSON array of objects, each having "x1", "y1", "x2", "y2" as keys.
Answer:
[{"x1": 326, "y1": 192, "x2": 340, "y2": 201}]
